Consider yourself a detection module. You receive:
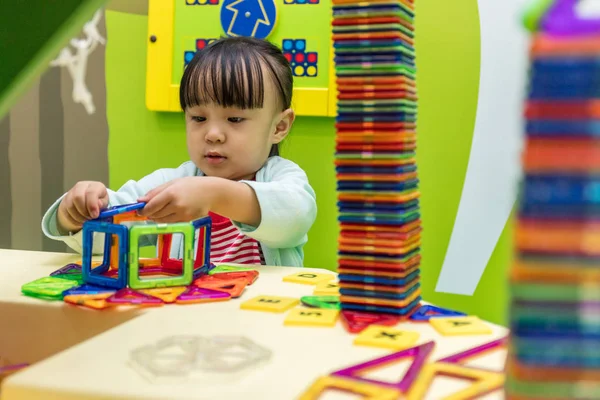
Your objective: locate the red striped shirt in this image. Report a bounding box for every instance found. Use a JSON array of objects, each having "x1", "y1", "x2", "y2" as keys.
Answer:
[{"x1": 208, "y1": 211, "x2": 265, "y2": 265}]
